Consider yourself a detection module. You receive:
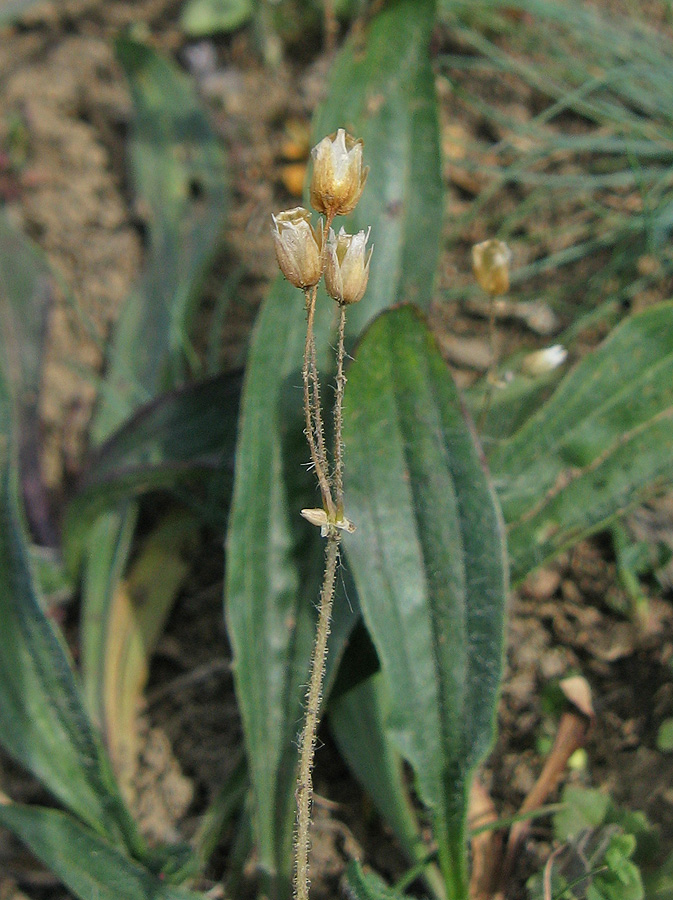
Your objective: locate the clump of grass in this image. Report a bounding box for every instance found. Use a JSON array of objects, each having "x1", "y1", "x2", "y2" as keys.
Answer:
[{"x1": 437, "y1": 0, "x2": 673, "y2": 319}]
